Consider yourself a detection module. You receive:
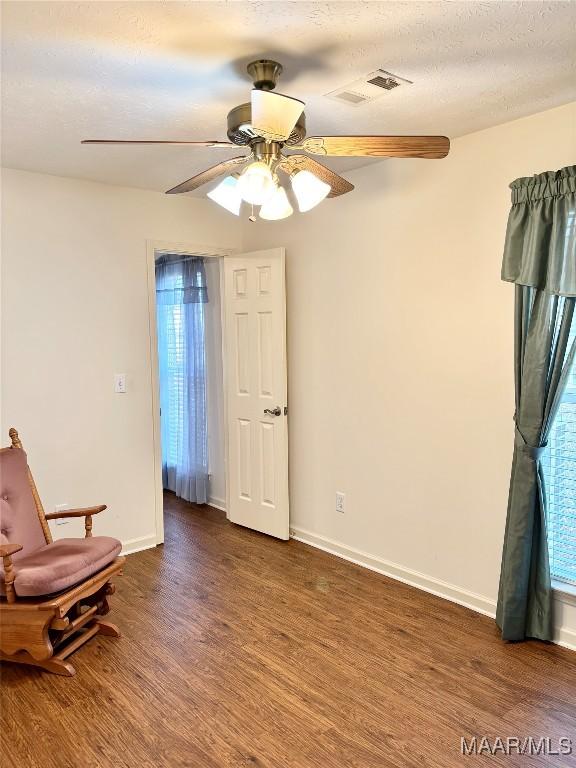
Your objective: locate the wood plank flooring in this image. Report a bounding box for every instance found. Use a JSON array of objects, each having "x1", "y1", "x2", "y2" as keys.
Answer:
[{"x1": 2, "y1": 492, "x2": 576, "y2": 768}]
